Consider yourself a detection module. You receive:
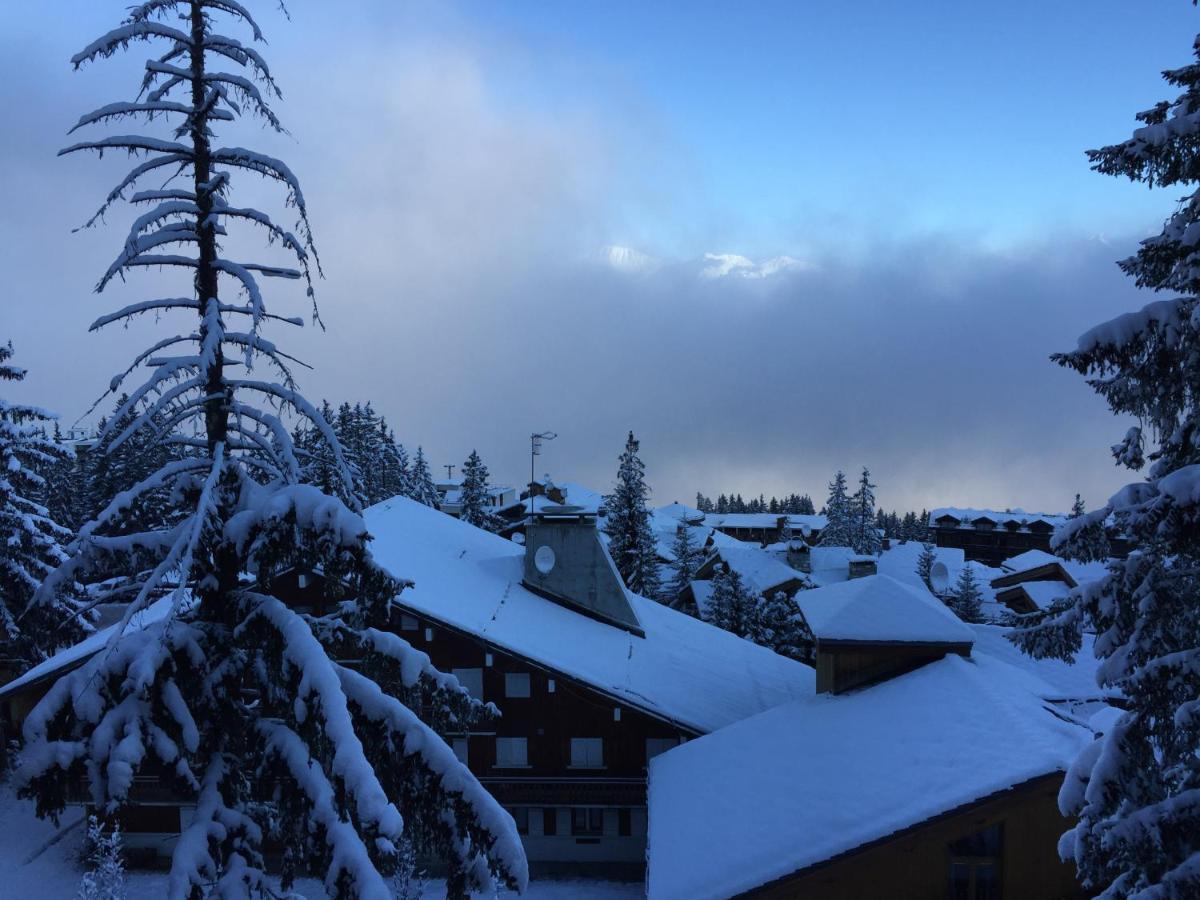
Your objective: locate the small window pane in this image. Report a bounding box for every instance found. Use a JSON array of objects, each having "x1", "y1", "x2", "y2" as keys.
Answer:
[
  {"x1": 618, "y1": 808, "x2": 632, "y2": 837},
  {"x1": 571, "y1": 808, "x2": 603, "y2": 836},
  {"x1": 495, "y1": 737, "x2": 528, "y2": 768},
  {"x1": 451, "y1": 738, "x2": 468, "y2": 765},
  {"x1": 543, "y1": 808, "x2": 558, "y2": 836},
  {"x1": 399, "y1": 613, "x2": 419, "y2": 631},
  {"x1": 505, "y1": 672, "x2": 531, "y2": 698},
  {"x1": 453, "y1": 668, "x2": 483, "y2": 700},
  {"x1": 570, "y1": 737, "x2": 603, "y2": 768}
]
